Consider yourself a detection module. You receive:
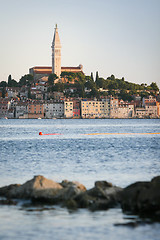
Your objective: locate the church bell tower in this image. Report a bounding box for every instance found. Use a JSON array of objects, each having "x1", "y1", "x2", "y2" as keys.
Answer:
[{"x1": 51, "y1": 24, "x2": 61, "y2": 78}]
